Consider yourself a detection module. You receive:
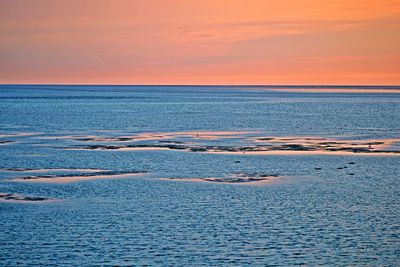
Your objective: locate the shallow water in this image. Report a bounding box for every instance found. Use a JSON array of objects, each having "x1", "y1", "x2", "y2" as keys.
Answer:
[{"x1": 0, "y1": 85, "x2": 399, "y2": 266}]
